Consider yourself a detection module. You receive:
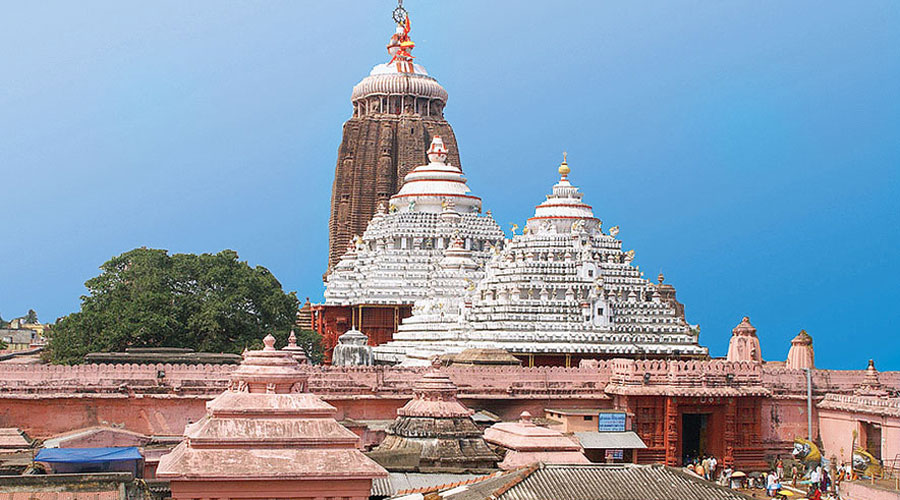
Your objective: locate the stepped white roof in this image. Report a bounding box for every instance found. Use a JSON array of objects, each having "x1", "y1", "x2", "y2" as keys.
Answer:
[
  {"x1": 324, "y1": 138, "x2": 503, "y2": 307},
  {"x1": 375, "y1": 157, "x2": 707, "y2": 365}
]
